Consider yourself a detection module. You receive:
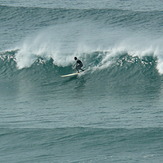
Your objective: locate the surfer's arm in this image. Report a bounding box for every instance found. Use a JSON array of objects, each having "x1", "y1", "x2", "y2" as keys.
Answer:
[{"x1": 72, "y1": 63, "x2": 77, "y2": 69}]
